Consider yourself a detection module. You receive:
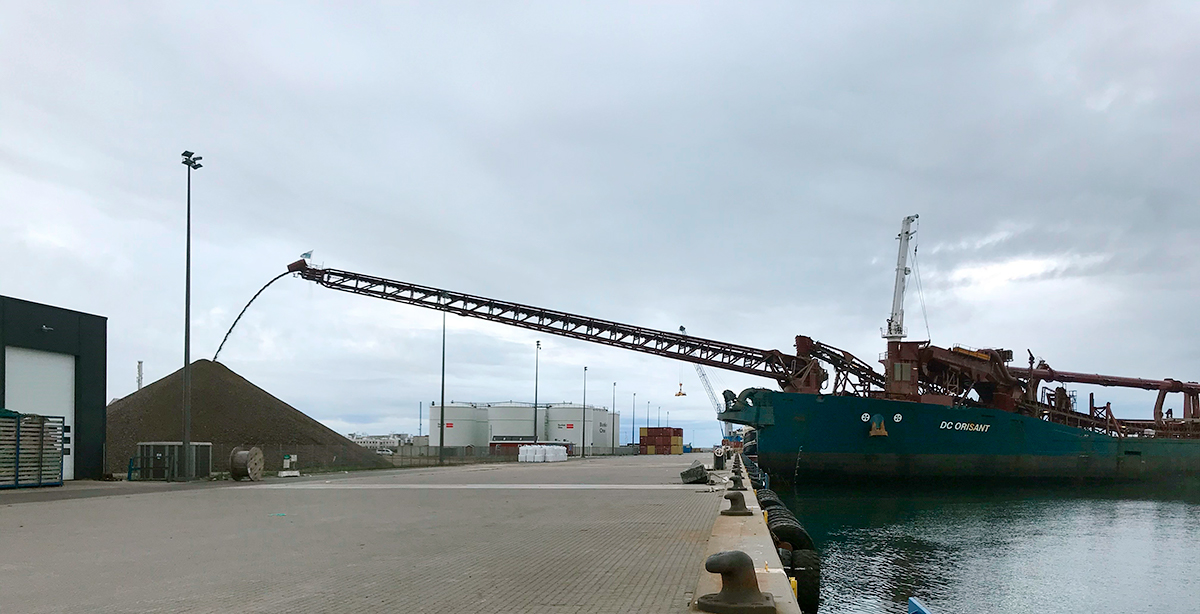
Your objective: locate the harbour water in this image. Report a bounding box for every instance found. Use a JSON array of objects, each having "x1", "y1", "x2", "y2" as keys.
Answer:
[{"x1": 786, "y1": 483, "x2": 1200, "y2": 614}]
